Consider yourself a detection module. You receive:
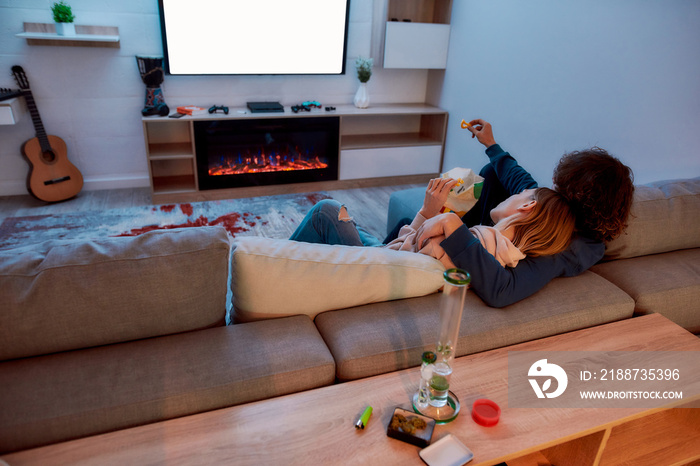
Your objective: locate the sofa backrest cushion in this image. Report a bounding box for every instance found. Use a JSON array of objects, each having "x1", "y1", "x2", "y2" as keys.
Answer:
[
  {"x1": 0, "y1": 227, "x2": 231, "y2": 361},
  {"x1": 230, "y1": 237, "x2": 445, "y2": 322},
  {"x1": 604, "y1": 177, "x2": 700, "y2": 260}
]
